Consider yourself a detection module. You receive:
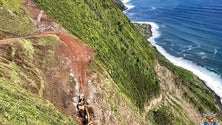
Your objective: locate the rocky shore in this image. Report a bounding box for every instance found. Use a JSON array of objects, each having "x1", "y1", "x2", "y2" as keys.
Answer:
[
  {"x1": 133, "y1": 23, "x2": 152, "y2": 39},
  {"x1": 135, "y1": 21, "x2": 222, "y2": 112},
  {"x1": 113, "y1": 0, "x2": 128, "y2": 11}
]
